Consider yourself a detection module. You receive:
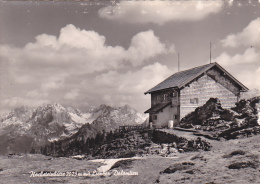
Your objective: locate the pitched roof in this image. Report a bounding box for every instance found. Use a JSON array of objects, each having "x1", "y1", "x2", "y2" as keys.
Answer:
[
  {"x1": 144, "y1": 102, "x2": 171, "y2": 114},
  {"x1": 145, "y1": 62, "x2": 248, "y2": 94},
  {"x1": 145, "y1": 63, "x2": 215, "y2": 94}
]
